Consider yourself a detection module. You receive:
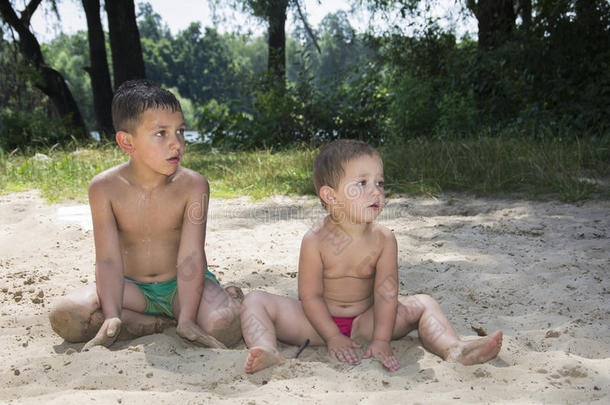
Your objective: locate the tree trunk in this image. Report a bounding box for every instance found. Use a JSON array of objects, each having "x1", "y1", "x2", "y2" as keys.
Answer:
[
  {"x1": 0, "y1": 0, "x2": 87, "y2": 139},
  {"x1": 266, "y1": 0, "x2": 288, "y2": 82},
  {"x1": 82, "y1": 0, "x2": 114, "y2": 138},
  {"x1": 471, "y1": 0, "x2": 516, "y2": 49},
  {"x1": 520, "y1": 0, "x2": 531, "y2": 31},
  {"x1": 105, "y1": 0, "x2": 146, "y2": 89}
]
